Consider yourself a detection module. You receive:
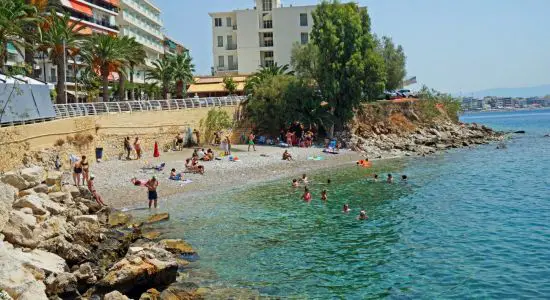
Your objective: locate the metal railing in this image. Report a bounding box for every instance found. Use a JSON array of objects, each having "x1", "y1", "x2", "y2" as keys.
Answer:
[{"x1": 53, "y1": 96, "x2": 245, "y2": 119}]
